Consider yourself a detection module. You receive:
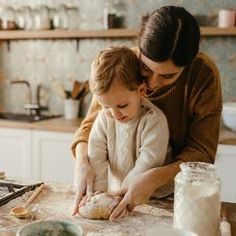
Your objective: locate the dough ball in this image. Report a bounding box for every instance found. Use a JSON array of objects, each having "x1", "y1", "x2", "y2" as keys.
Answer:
[{"x1": 79, "y1": 193, "x2": 115, "y2": 220}]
